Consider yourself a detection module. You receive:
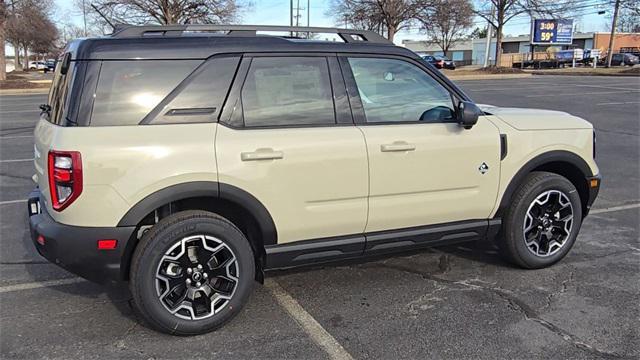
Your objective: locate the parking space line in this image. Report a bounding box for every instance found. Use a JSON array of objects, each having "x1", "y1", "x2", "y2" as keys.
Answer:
[
  {"x1": 0, "y1": 135, "x2": 33, "y2": 139},
  {"x1": 0, "y1": 110, "x2": 39, "y2": 114},
  {"x1": 0, "y1": 199, "x2": 25, "y2": 205},
  {"x1": 0, "y1": 278, "x2": 86, "y2": 294},
  {"x1": 596, "y1": 101, "x2": 639, "y2": 106},
  {"x1": 590, "y1": 203, "x2": 640, "y2": 215},
  {"x1": 576, "y1": 84, "x2": 640, "y2": 91},
  {"x1": 265, "y1": 279, "x2": 354, "y2": 360},
  {"x1": 0, "y1": 158, "x2": 33, "y2": 163}
]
